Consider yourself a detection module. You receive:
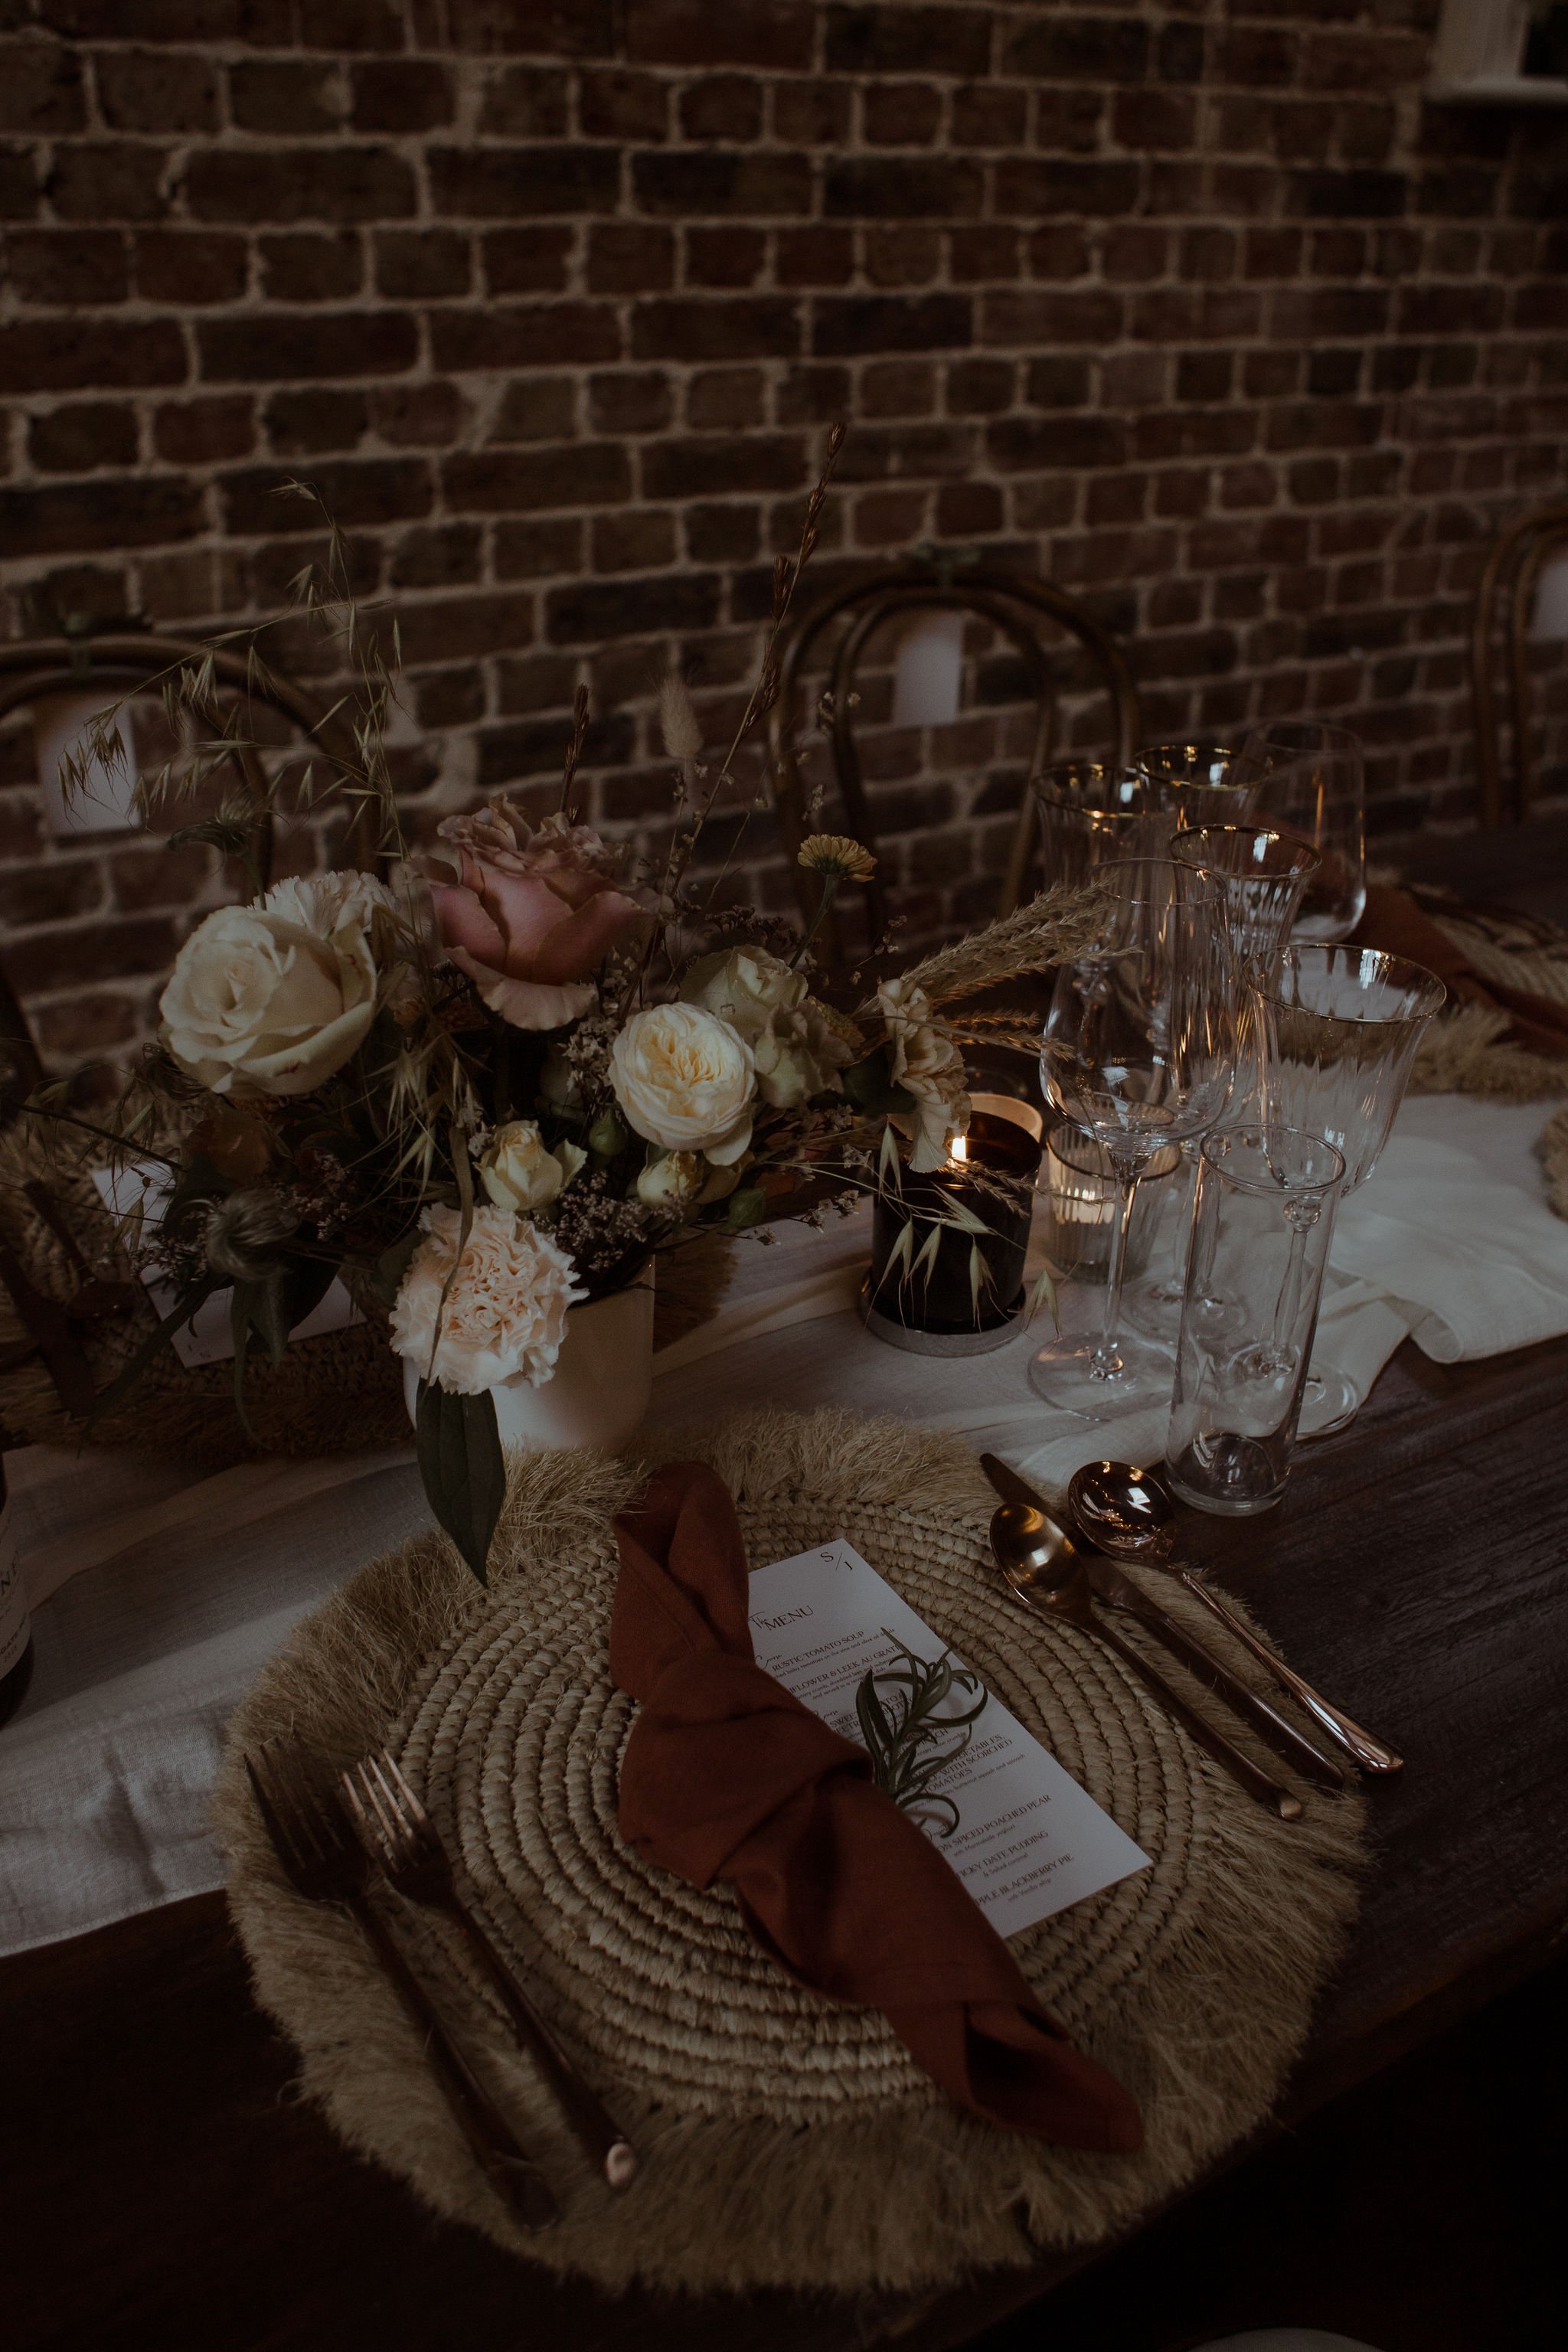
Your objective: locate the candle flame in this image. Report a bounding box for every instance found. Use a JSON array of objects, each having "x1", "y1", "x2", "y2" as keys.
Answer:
[{"x1": 950, "y1": 1135, "x2": 968, "y2": 1165}]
